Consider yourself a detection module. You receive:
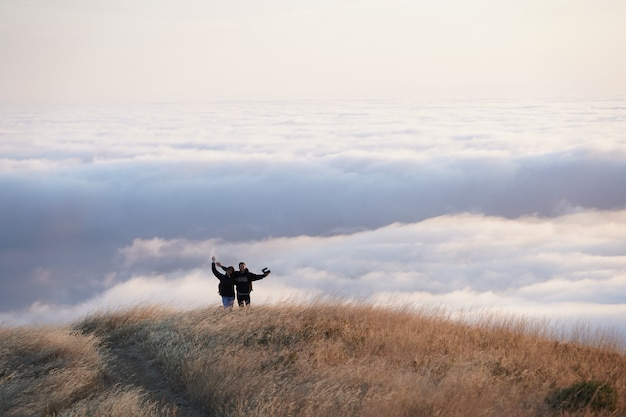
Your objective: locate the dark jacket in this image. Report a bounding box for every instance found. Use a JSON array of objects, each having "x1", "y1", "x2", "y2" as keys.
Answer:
[
  {"x1": 232, "y1": 268, "x2": 266, "y2": 295},
  {"x1": 212, "y1": 262, "x2": 236, "y2": 297}
]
